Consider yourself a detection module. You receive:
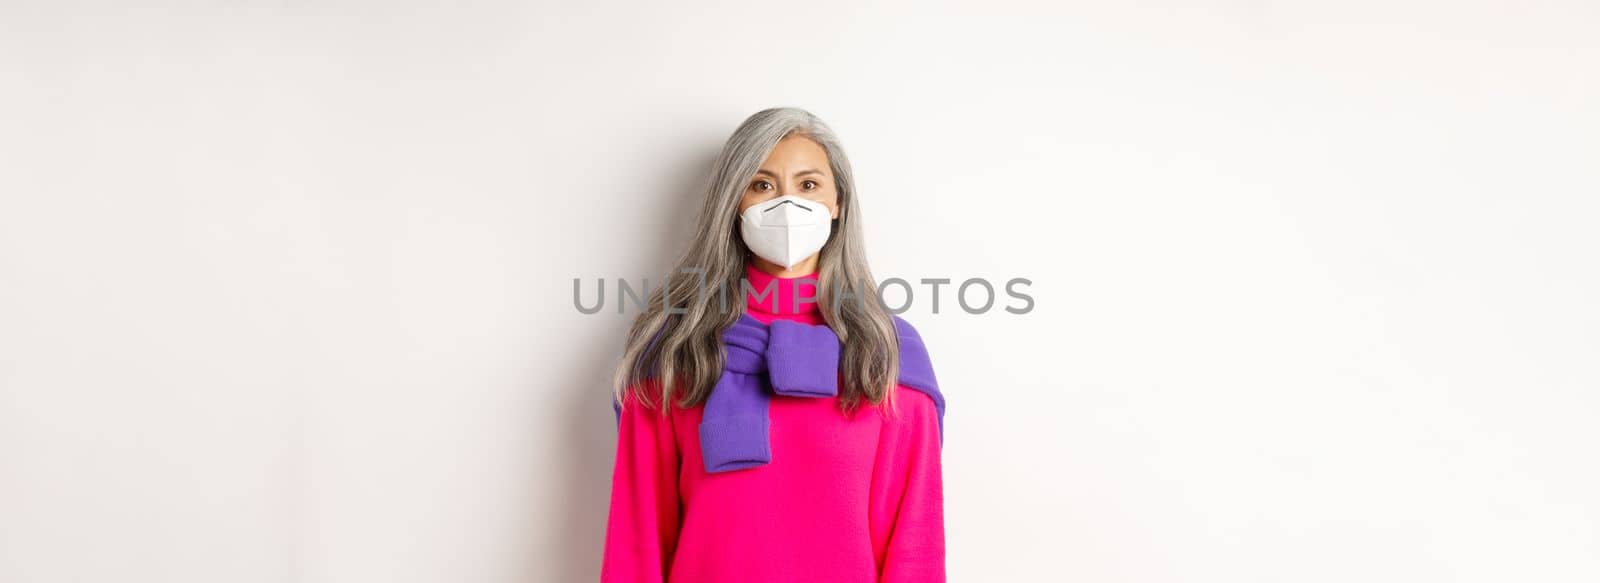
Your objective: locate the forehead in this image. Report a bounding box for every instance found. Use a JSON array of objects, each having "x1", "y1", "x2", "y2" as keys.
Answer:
[{"x1": 761, "y1": 135, "x2": 830, "y2": 170}]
